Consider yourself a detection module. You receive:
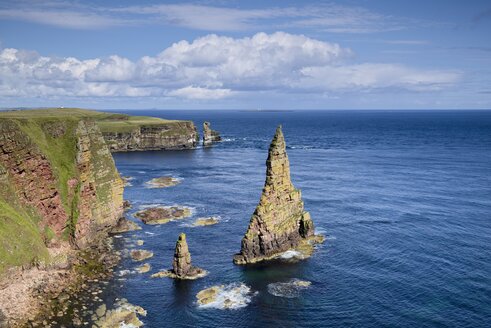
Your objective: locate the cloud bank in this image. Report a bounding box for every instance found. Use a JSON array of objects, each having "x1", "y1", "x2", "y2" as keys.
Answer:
[{"x1": 0, "y1": 32, "x2": 459, "y2": 100}]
